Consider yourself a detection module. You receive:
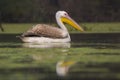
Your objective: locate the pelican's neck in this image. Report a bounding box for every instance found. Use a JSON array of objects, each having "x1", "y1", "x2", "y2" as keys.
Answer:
[
  {"x1": 55, "y1": 13, "x2": 71, "y2": 41},
  {"x1": 56, "y1": 15, "x2": 68, "y2": 31}
]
